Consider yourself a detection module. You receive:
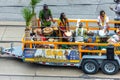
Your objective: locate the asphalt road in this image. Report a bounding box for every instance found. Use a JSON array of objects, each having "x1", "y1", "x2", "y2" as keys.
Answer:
[
  {"x1": 0, "y1": 55, "x2": 120, "y2": 80},
  {"x1": 0, "y1": 0, "x2": 117, "y2": 21},
  {"x1": 0, "y1": 42, "x2": 120, "y2": 80},
  {"x1": 0, "y1": 53, "x2": 120, "y2": 80}
]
